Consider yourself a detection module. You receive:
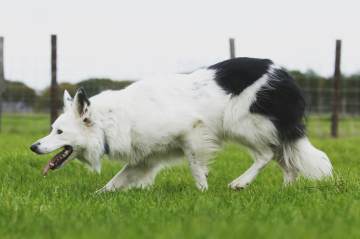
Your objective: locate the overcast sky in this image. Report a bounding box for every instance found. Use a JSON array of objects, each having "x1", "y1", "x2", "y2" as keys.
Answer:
[{"x1": 1, "y1": 0, "x2": 360, "y2": 90}]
